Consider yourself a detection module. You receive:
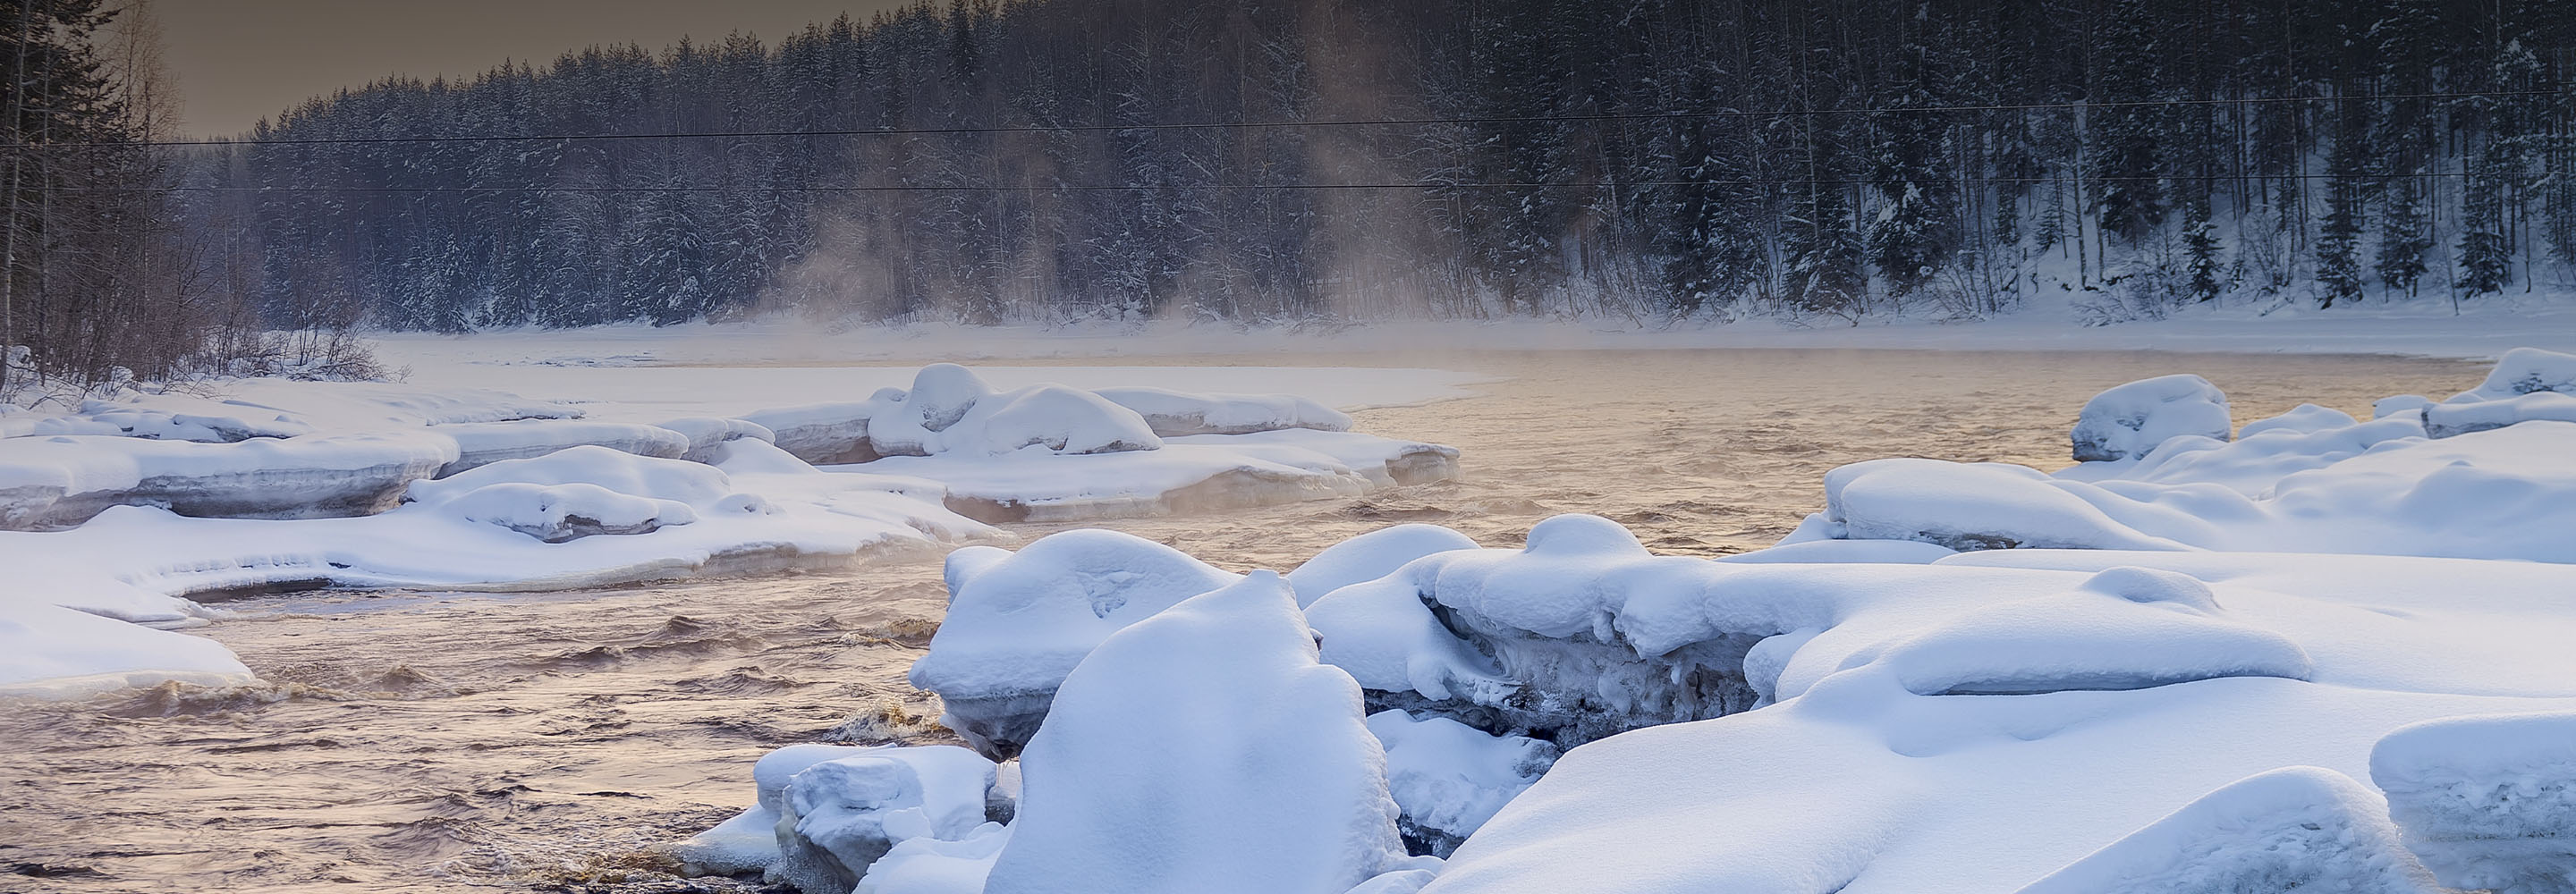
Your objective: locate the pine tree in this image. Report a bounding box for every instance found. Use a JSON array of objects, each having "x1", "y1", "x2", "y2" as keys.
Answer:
[
  {"x1": 2182, "y1": 198, "x2": 2223, "y2": 303},
  {"x1": 2315, "y1": 99, "x2": 2371, "y2": 308}
]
